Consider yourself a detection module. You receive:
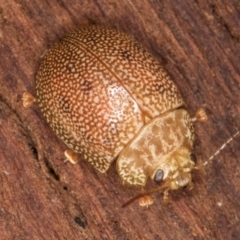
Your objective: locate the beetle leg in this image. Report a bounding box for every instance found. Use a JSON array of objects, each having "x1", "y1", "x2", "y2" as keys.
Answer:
[
  {"x1": 163, "y1": 189, "x2": 169, "y2": 205},
  {"x1": 64, "y1": 149, "x2": 79, "y2": 164},
  {"x1": 138, "y1": 195, "x2": 153, "y2": 207},
  {"x1": 191, "y1": 108, "x2": 207, "y2": 123},
  {"x1": 22, "y1": 92, "x2": 36, "y2": 108}
]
